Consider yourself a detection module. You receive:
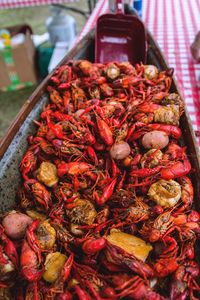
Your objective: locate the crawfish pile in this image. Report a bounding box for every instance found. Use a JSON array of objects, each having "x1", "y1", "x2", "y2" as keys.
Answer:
[{"x1": 1, "y1": 60, "x2": 200, "y2": 300}]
